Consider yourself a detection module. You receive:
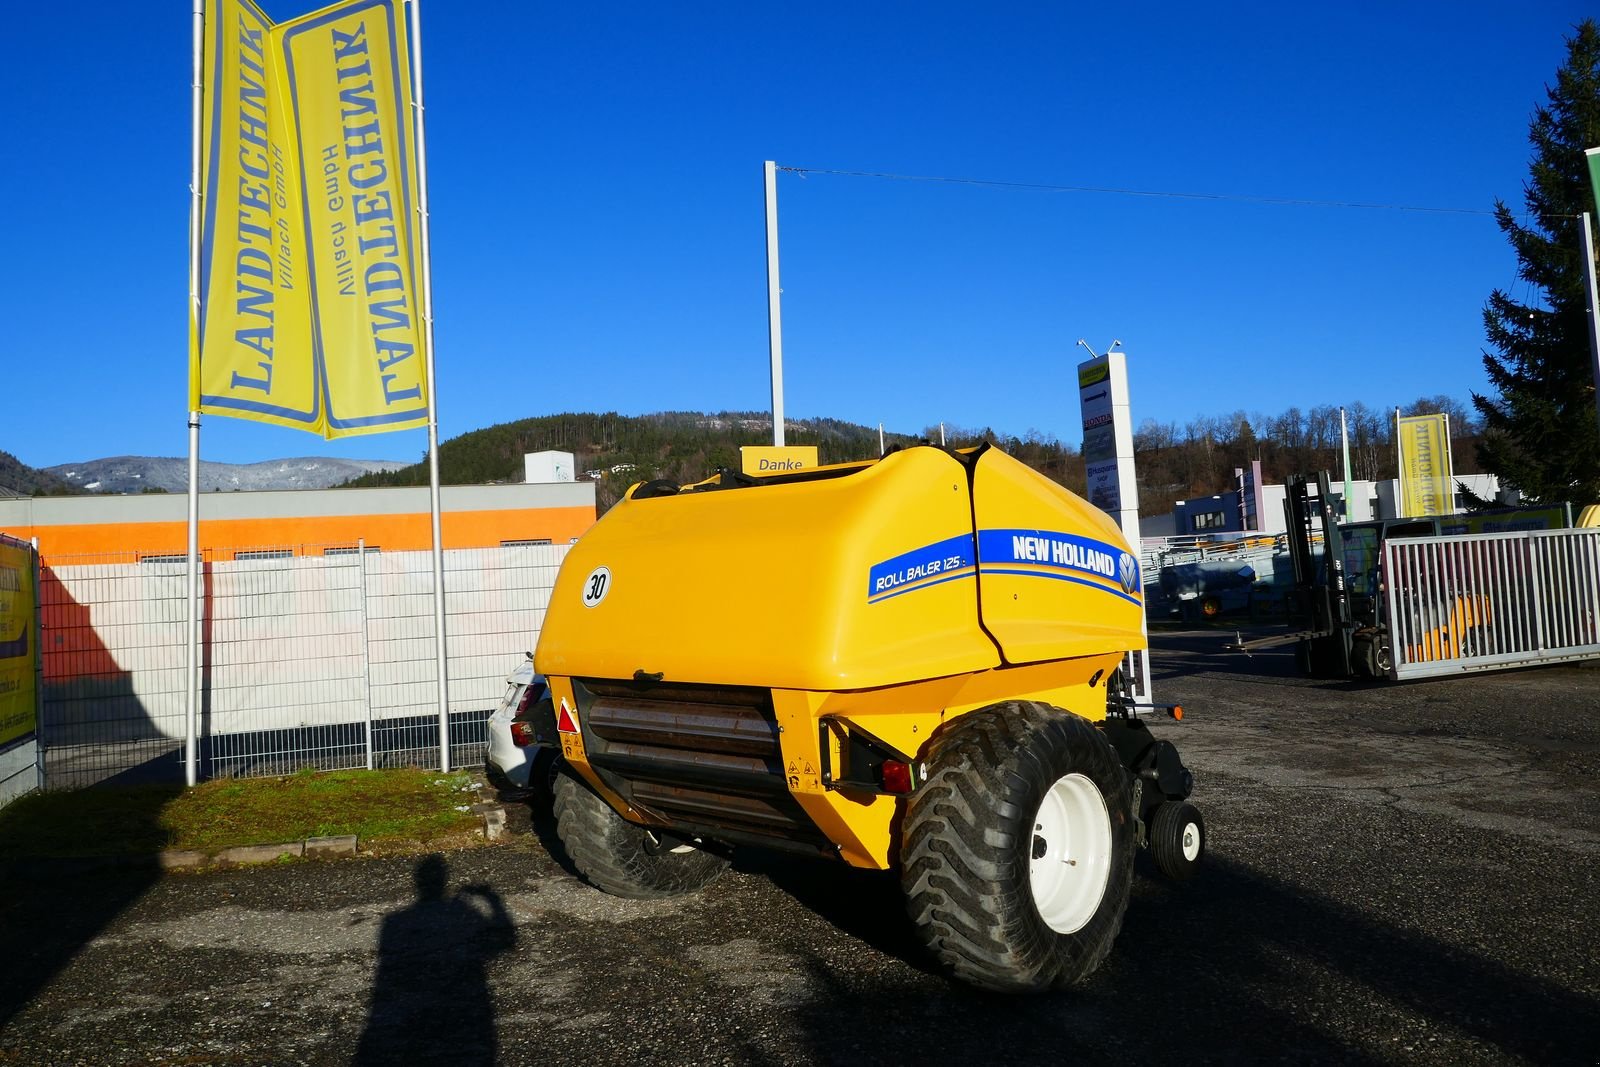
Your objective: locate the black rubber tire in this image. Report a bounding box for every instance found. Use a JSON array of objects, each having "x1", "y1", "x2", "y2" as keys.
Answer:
[
  {"x1": 551, "y1": 768, "x2": 727, "y2": 899},
  {"x1": 1149, "y1": 801, "x2": 1205, "y2": 881},
  {"x1": 901, "y1": 701, "x2": 1134, "y2": 993},
  {"x1": 527, "y1": 748, "x2": 560, "y2": 819}
]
